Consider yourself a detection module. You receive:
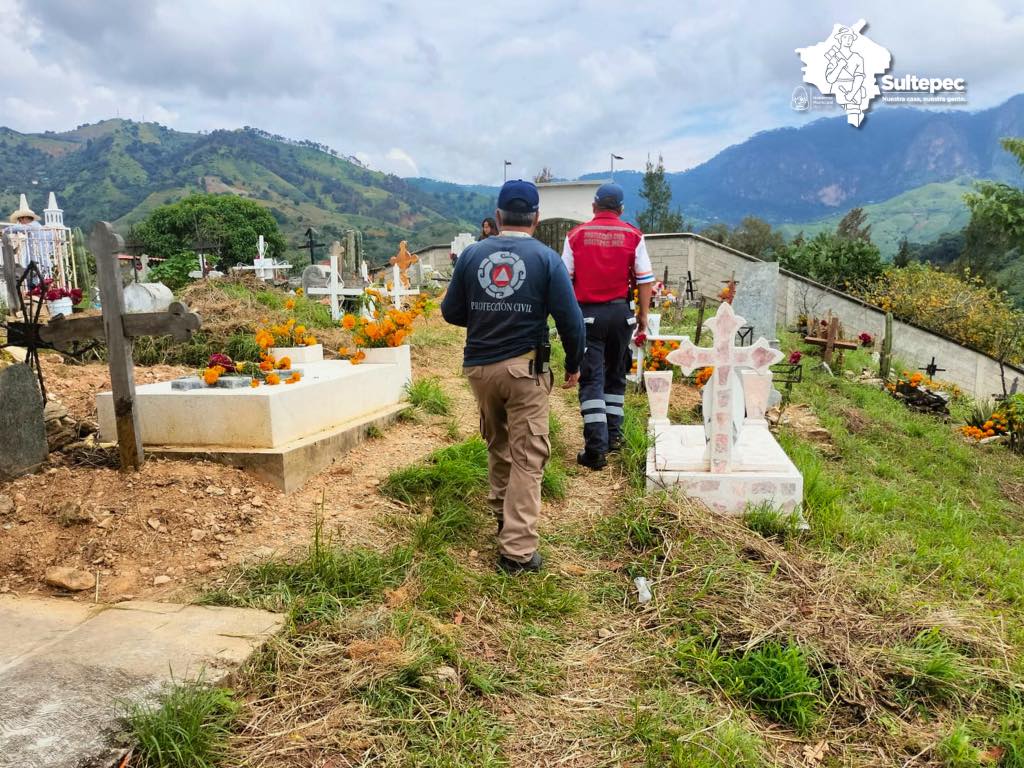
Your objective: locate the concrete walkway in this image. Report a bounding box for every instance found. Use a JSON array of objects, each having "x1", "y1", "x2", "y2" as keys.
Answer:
[{"x1": 0, "y1": 595, "x2": 282, "y2": 768}]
